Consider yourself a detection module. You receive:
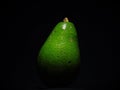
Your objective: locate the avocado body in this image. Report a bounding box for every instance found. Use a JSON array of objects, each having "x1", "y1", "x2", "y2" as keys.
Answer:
[{"x1": 37, "y1": 18, "x2": 80, "y2": 86}]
